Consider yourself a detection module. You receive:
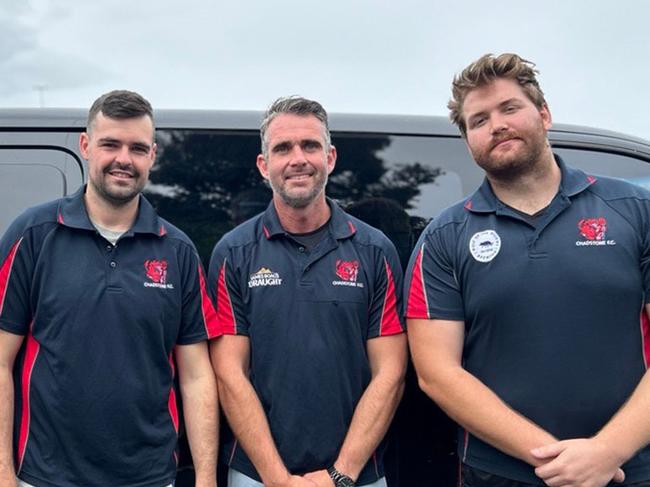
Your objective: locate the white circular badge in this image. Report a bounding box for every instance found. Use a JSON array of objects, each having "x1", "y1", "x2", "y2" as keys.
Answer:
[{"x1": 469, "y1": 230, "x2": 501, "y2": 263}]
